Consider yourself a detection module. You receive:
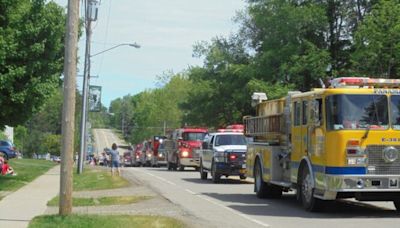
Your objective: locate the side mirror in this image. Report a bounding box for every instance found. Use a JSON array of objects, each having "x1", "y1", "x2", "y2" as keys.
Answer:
[{"x1": 202, "y1": 141, "x2": 208, "y2": 149}]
